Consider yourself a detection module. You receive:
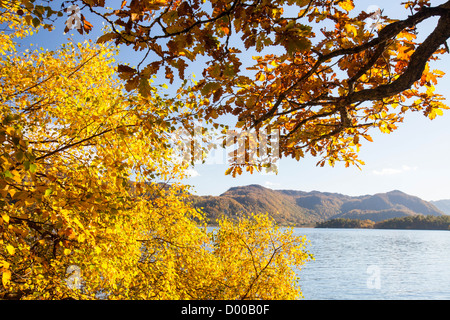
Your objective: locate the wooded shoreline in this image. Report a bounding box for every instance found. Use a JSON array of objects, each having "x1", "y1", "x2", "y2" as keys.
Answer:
[{"x1": 315, "y1": 215, "x2": 450, "y2": 230}]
